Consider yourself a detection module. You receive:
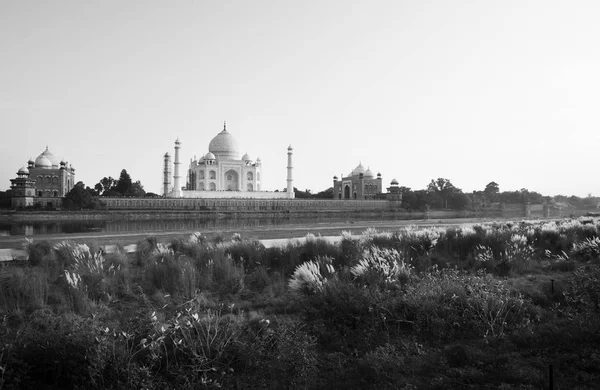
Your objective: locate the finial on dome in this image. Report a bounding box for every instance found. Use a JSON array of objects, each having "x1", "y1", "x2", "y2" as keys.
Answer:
[{"x1": 223, "y1": 121, "x2": 227, "y2": 132}]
